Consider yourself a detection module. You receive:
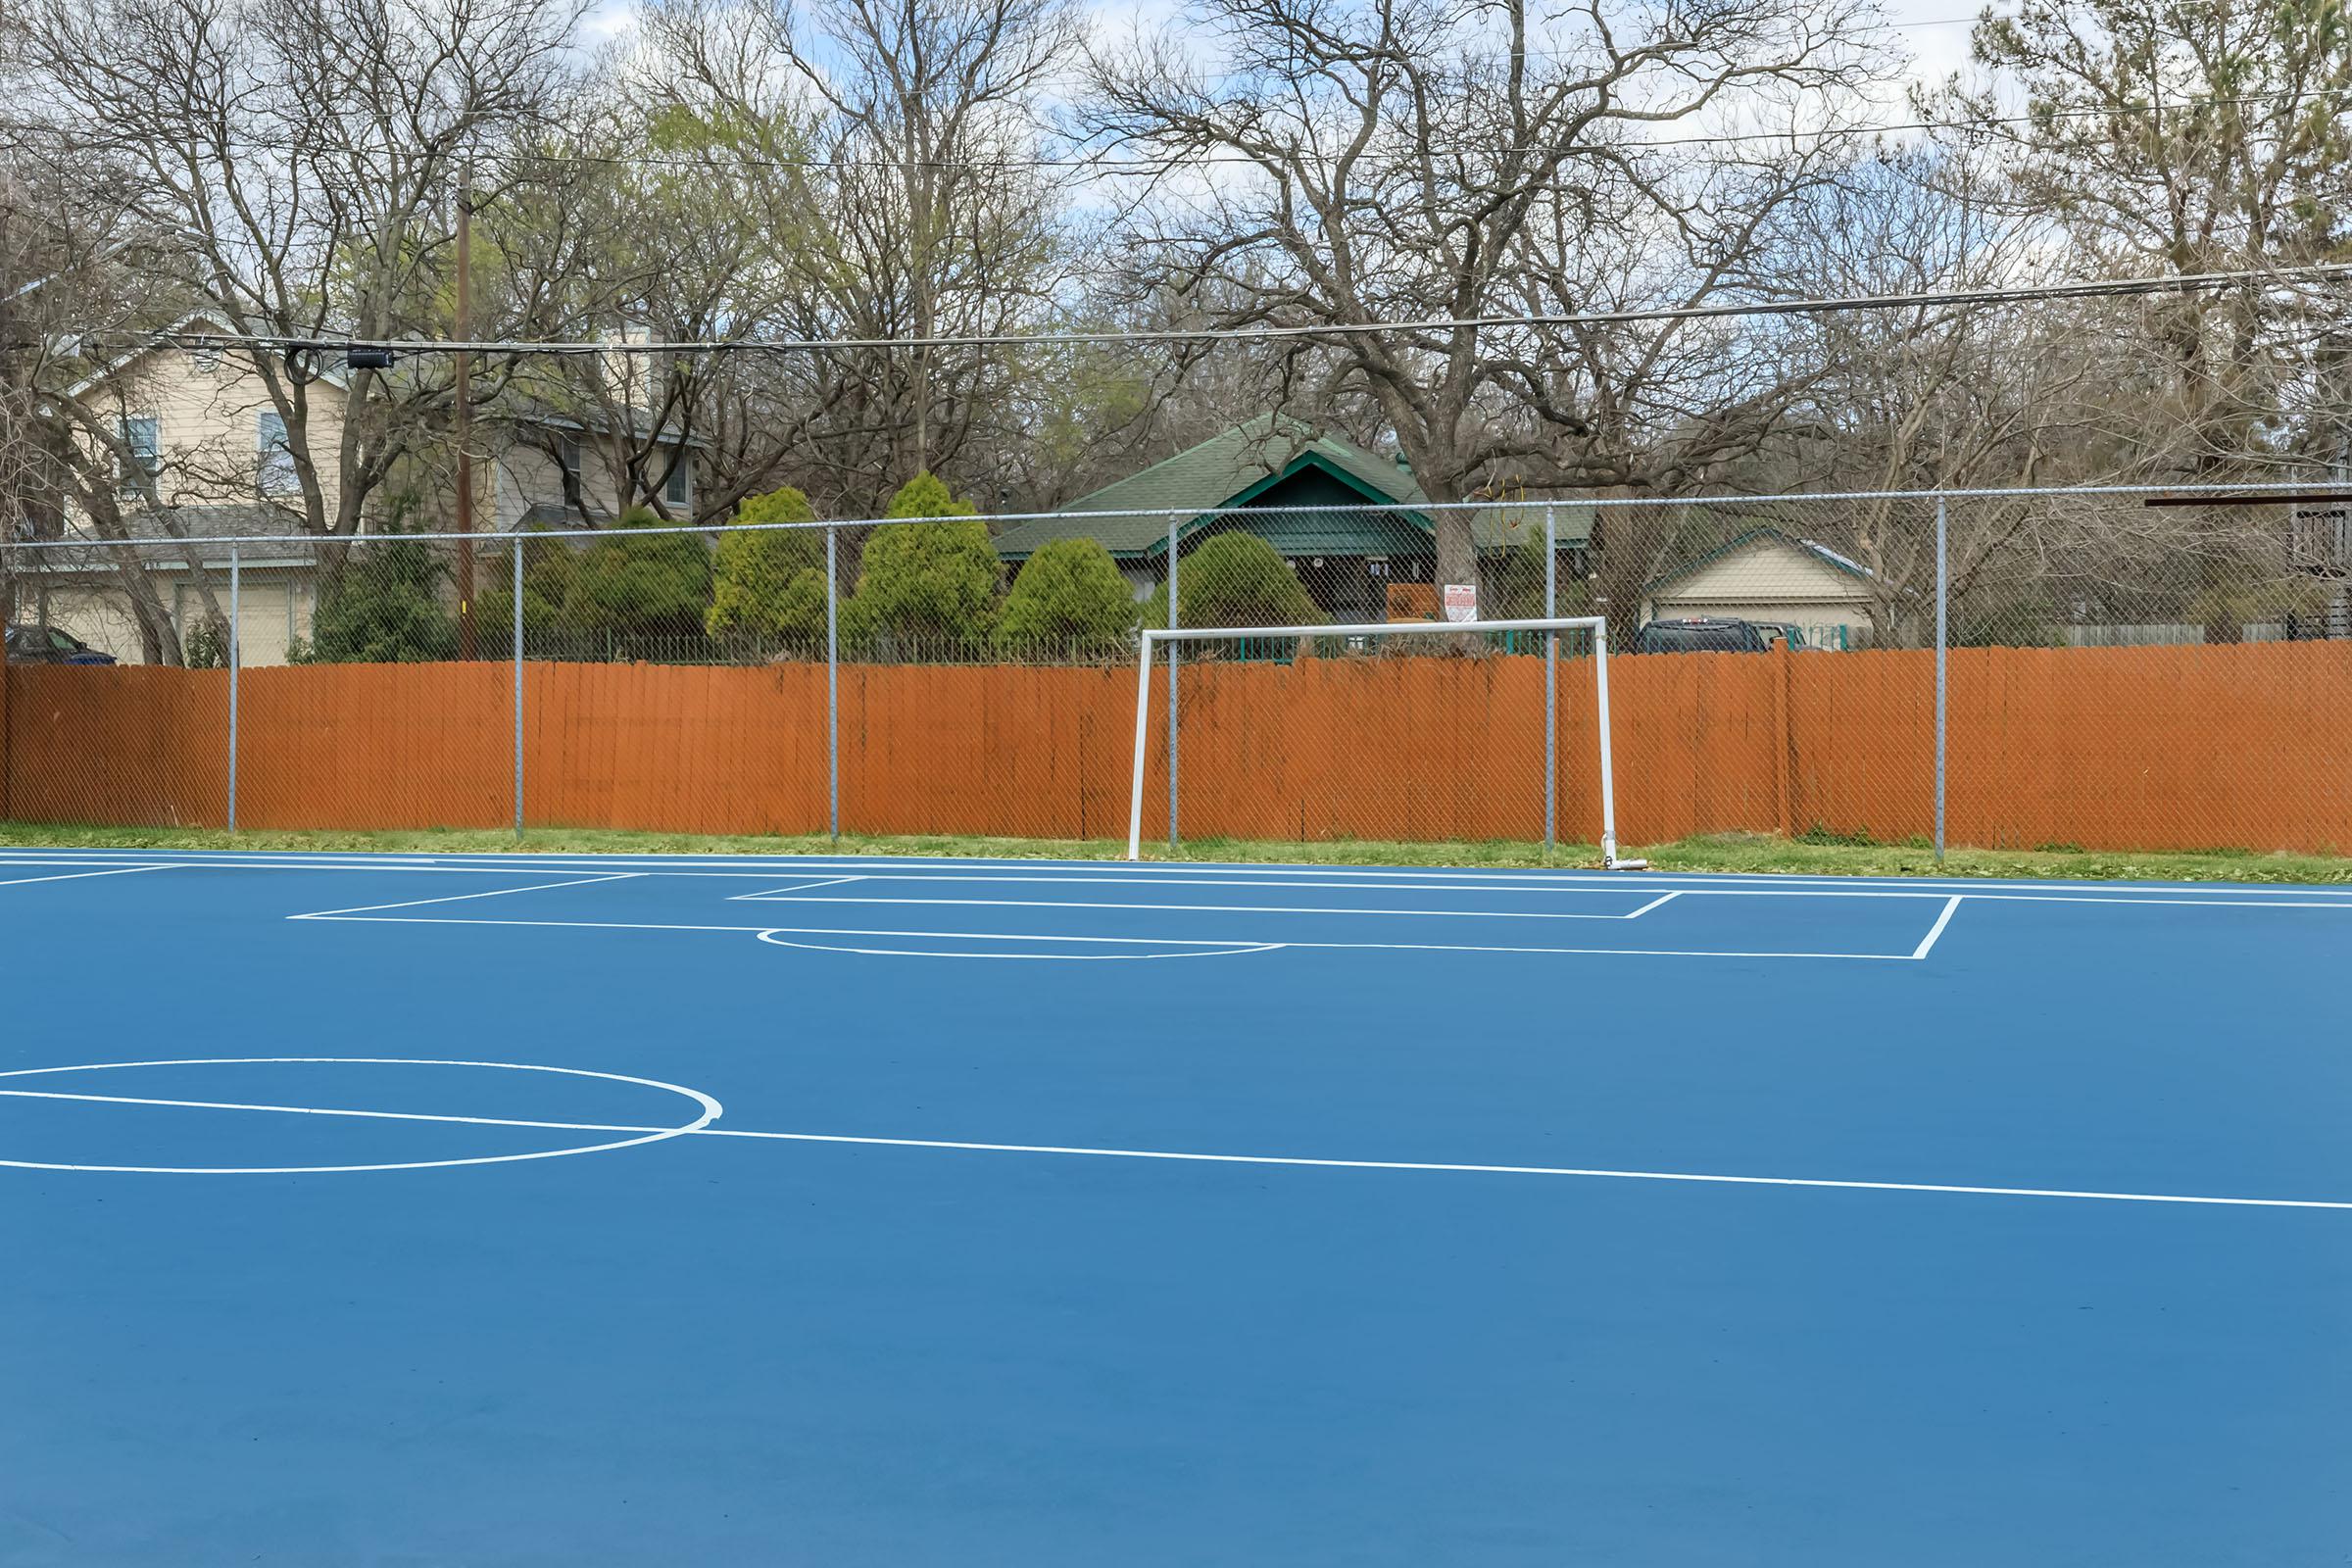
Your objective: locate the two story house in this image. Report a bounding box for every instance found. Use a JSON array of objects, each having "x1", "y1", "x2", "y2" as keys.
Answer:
[{"x1": 17, "y1": 314, "x2": 701, "y2": 665}]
